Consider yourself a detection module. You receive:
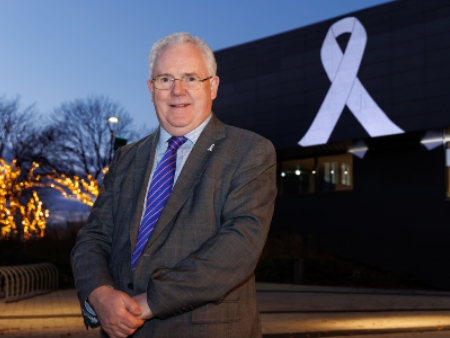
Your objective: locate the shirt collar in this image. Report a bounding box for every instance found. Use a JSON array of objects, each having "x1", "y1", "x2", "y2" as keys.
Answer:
[{"x1": 158, "y1": 114, "x2": 212, "y2": 148}]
